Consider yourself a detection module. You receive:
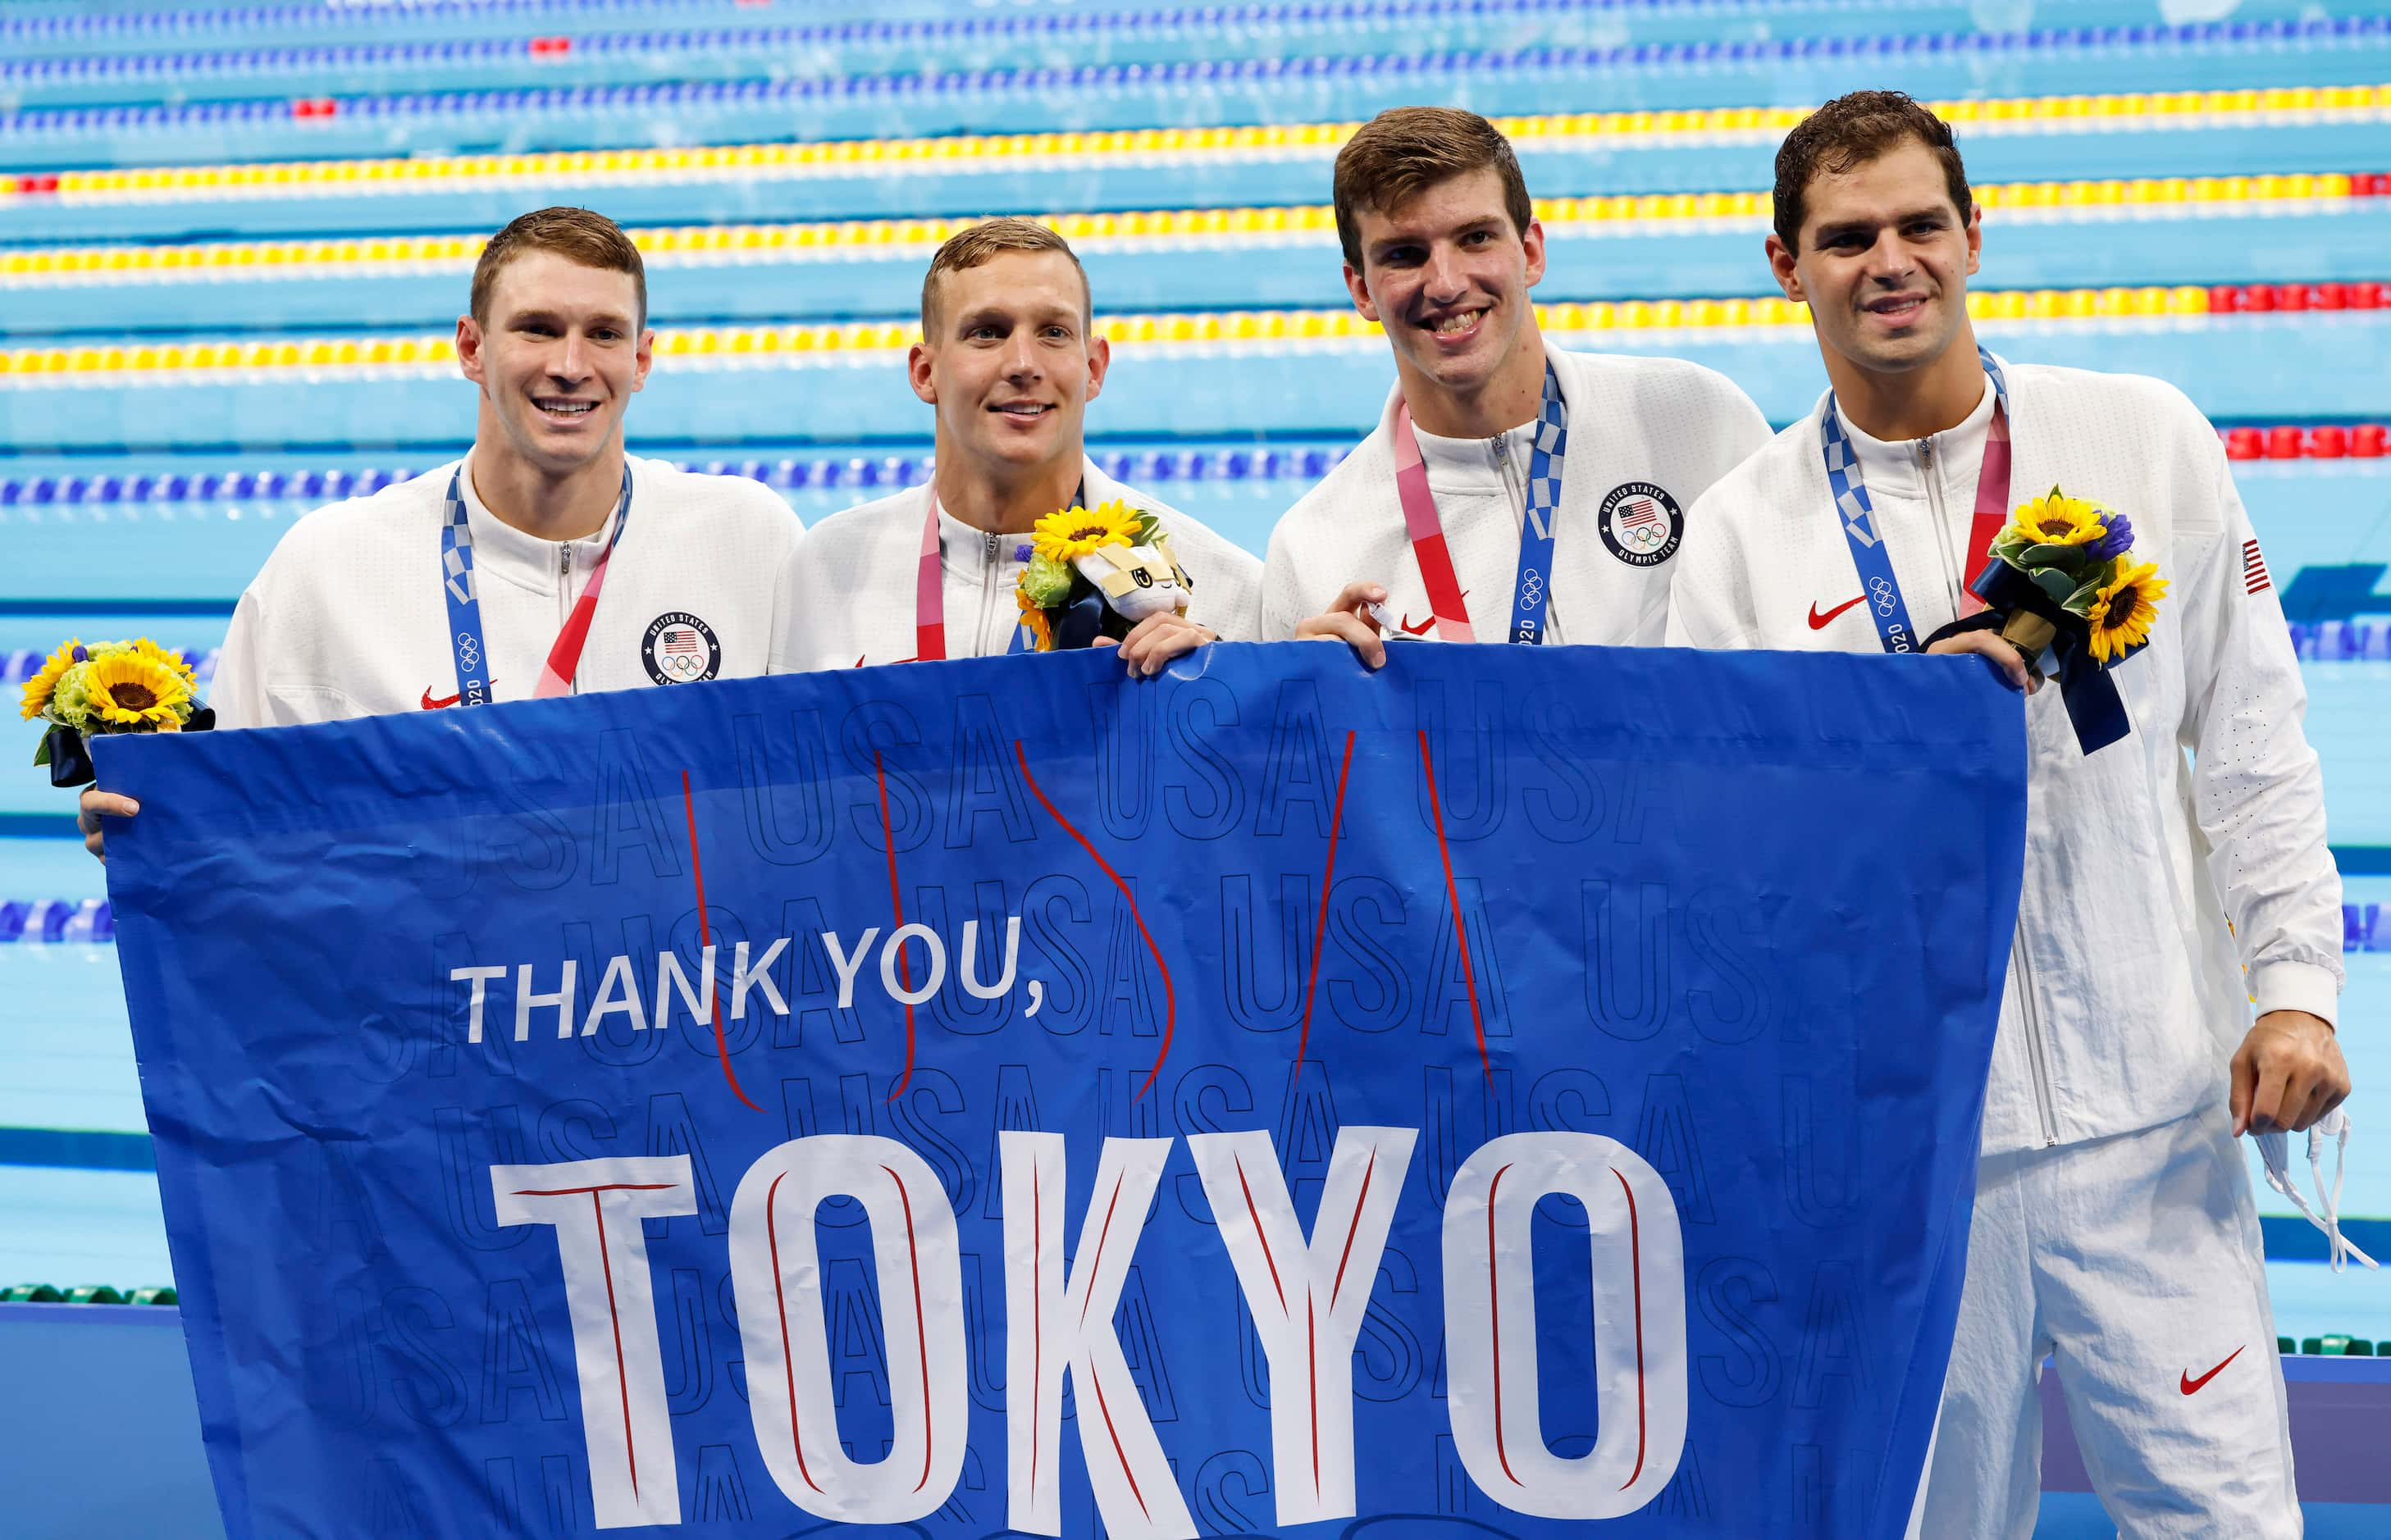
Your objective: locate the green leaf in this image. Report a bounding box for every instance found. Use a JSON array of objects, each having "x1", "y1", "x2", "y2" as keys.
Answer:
[
  {"x1": 33, "y1": 733, "x2": 51, "y2": 768},
  {"x1": 2024, "y1": 543, "x2": 2090, "y2": 567},
  {"x1": 2032, "y1": 567, "x2": 2078, "y2": 602}
]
